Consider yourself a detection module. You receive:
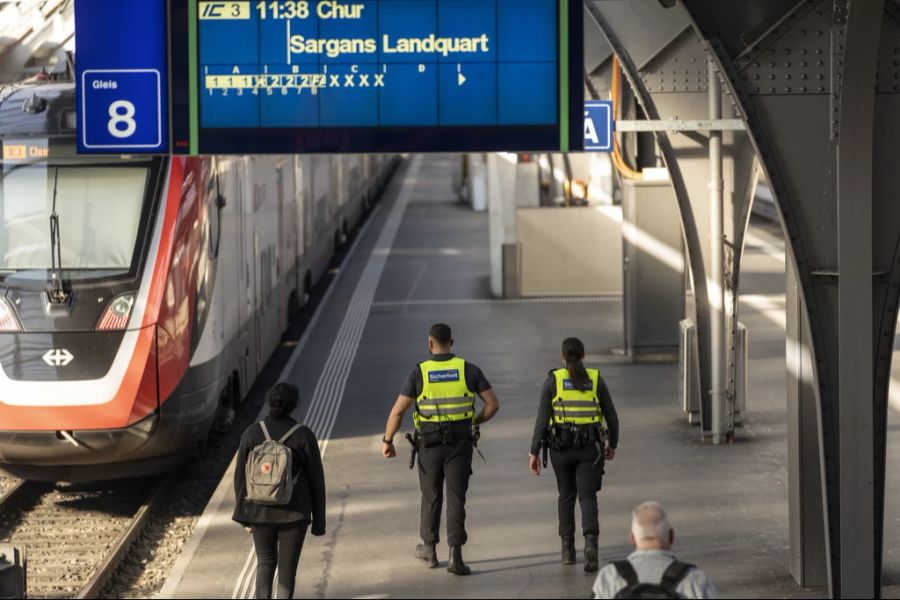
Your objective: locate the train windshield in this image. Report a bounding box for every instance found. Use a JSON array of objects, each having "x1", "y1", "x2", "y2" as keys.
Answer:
[{"x1": 0, "y1": 144, "x2": 161, "y2": 286}]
